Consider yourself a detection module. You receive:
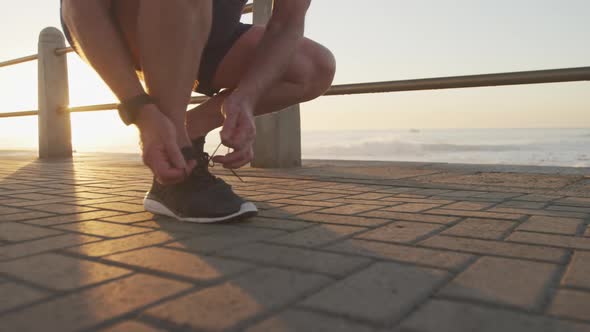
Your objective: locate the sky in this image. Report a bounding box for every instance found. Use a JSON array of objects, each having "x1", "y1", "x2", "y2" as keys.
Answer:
[{"x1": 0, "y1": 0, "x2": 589, "y2": 151}]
